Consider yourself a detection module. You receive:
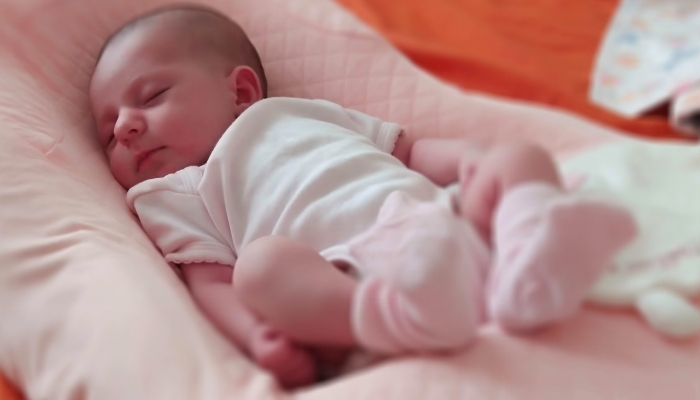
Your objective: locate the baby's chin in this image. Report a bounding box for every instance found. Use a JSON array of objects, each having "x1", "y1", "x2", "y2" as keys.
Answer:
[
  {"x1": 121, "y1": 157, "x2": 204, "y2": 189},
  {"x1": 121, "y1": 168, "x2": 170, "y2": 190}
]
